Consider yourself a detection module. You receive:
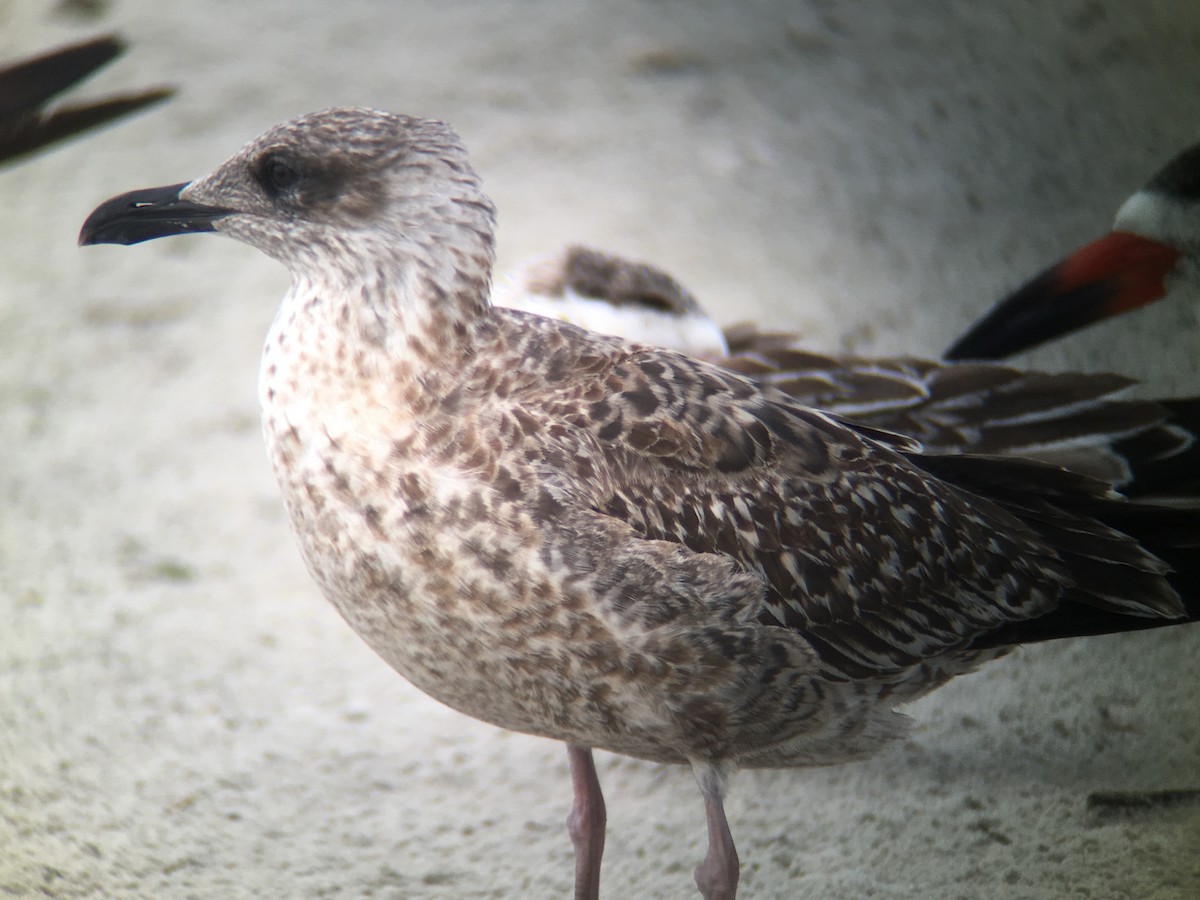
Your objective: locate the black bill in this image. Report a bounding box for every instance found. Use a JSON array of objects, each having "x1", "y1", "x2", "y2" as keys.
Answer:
[{"x1": 79, "y1": 182, "x2": 232, "y2": 246}]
